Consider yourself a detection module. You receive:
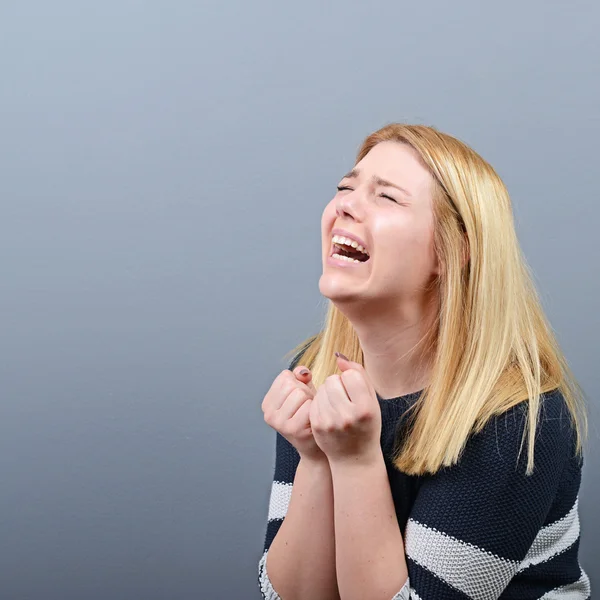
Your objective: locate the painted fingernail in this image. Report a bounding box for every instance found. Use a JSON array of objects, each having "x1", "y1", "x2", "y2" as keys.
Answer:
[
  {"x1": 298, "y1": 368, "x2": 310, "y2": 376},
  {"x1": 335, "y1": 351, "x2": 349, "y2": 361}
]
